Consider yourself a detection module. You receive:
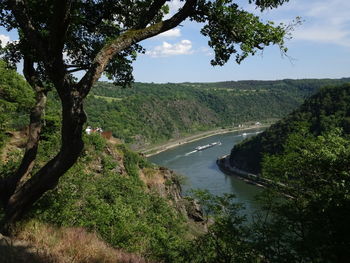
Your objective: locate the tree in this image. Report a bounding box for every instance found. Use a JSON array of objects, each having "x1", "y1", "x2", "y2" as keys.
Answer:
[
  {"x1": 254, "y1": 129, "x2": 350, "y2": 263},
  {"x1": 0, "y1": 0, "x2": 292, "y2": 234},
  {"x1": 182, "y1": 190, "x2": 258, "y2": 263}
]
